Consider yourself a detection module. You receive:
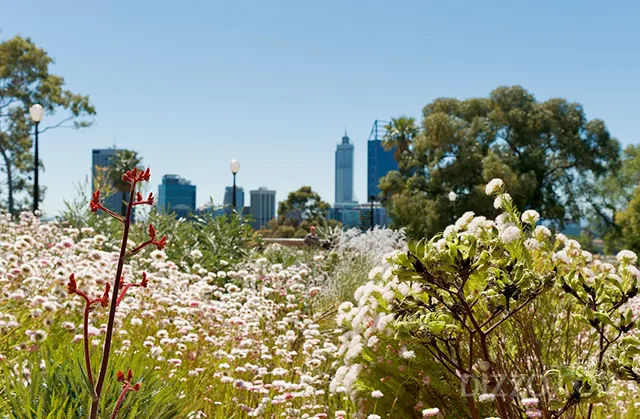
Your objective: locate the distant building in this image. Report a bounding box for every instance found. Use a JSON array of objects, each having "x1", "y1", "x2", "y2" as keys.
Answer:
[
  {"x1": 335, "y1": 130, "x2": 357, "y2": 205},
  {"x1": 367, "y1": 120, "x2": 398, "y2": 200},
  {"x1": 330, "y1": 201, "x2": 389, "y2": 230},
  {"x1": 329, "y1": 203, "x2": 360, "y2": 229},
  {"x1": 249, "y1": 187, "x2": 276, "y2": 230},
  {"x1": 157, "y1": 174, "x2": 196, "y2": 219},
  {"x1": 357, "y1": 201, "x2": 389, "y2": 230},
  {"x1": 223, "y1": 186, "x2": 245, "y2": 212},
  {"x1": 92, "y1": 148, "x2": 126, "y2": 213}
]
